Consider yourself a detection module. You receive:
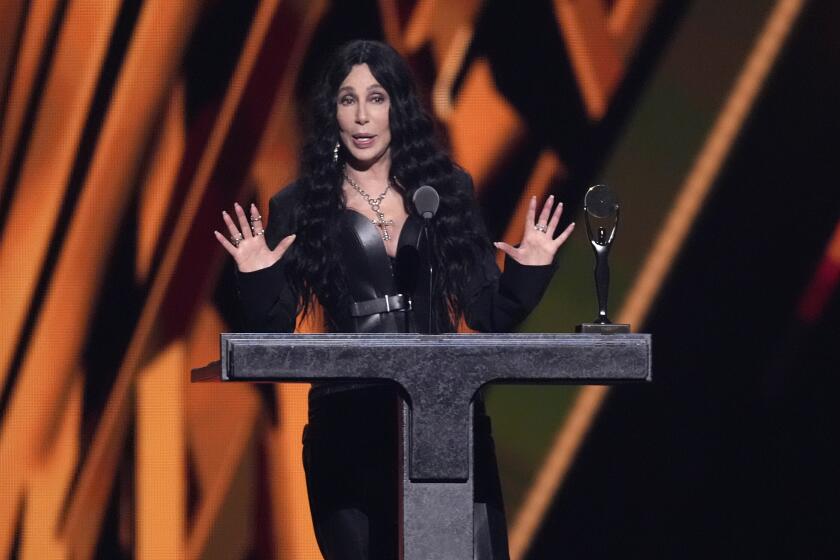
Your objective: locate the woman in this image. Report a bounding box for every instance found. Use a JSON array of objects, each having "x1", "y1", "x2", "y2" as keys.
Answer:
[{"x1": 215, "y1": 40, "x2": 574, "y2": 560}]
